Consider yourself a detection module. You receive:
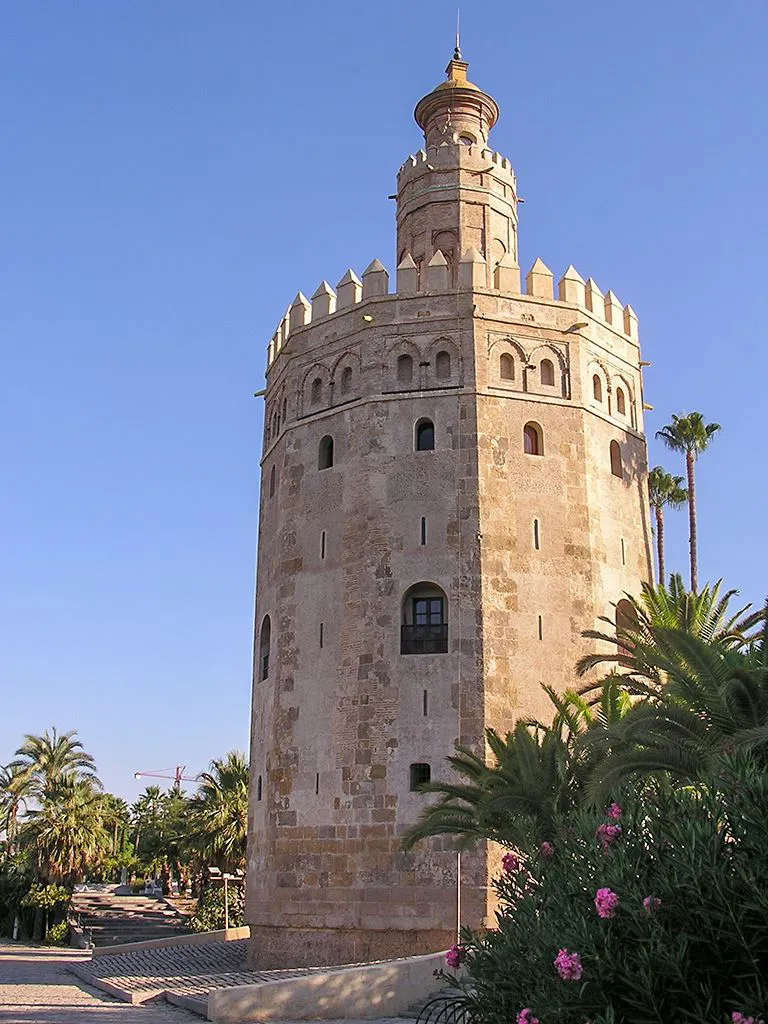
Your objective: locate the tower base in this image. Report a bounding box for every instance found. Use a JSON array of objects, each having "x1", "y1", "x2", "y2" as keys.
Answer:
[{"x1": 246, "y1": 925, "x2": 454, "y2": 970}]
